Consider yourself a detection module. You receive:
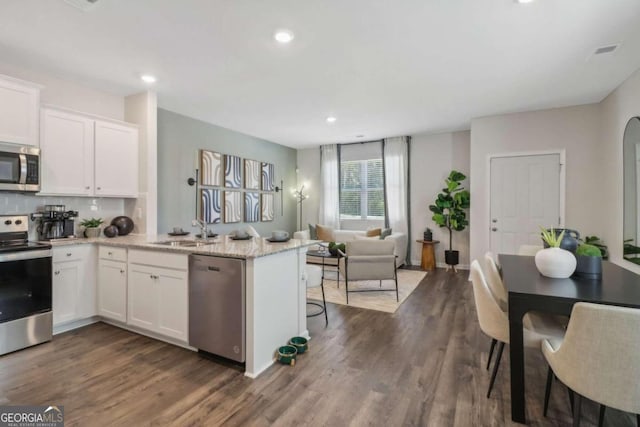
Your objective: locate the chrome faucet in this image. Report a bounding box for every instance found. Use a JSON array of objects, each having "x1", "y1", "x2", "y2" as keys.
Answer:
[{"x1": 192, "y1": 219, "x2": 209, "y2": 241}]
